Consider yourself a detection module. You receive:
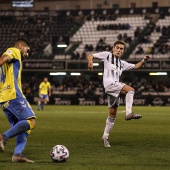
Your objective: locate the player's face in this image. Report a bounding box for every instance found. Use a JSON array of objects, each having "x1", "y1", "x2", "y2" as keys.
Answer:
[
  {"x1": 112, "y1": 44, "x2": 125, "y2": 58},
  {"x1": 21, "y1": 45, "x2": 30, "y2": 58},
  {"x1": 44, "y1": 78, "x2": 48, "y2": 83}
]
